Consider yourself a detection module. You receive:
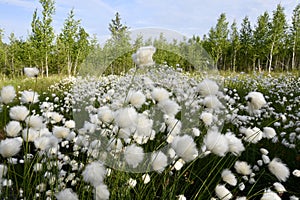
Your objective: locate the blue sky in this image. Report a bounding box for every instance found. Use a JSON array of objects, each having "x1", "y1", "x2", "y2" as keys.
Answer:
[{"x1": 0, "y1": 0, "x2": 299, "y2": 43}]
